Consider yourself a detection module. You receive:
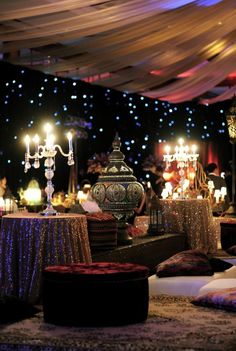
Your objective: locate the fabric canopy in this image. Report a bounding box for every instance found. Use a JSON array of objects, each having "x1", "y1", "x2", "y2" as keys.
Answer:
[{"x1": 0, "y1": 0, "x2": 236, "y2": 104}]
